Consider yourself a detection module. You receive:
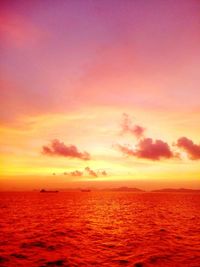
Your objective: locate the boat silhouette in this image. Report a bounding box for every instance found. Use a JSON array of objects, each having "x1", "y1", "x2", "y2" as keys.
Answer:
[{"x1": 40, "y1": 189, "x2": 58, "y2": 193}]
